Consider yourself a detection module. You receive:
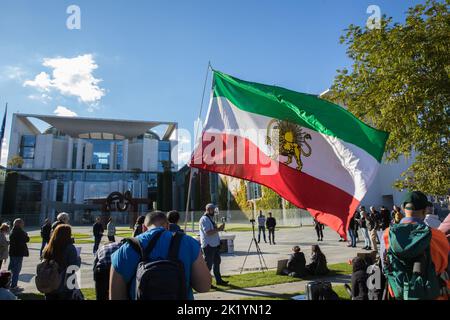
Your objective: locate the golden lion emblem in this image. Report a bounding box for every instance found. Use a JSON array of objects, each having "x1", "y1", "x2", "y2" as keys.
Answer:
[{"x1": 265, "y1": 119, "x2": 312, "y2": 171}]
